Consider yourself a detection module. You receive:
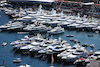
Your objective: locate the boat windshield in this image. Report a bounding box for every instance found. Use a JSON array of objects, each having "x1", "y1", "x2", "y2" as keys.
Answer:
[
  {"x1": 62, "y1": 42, "x2": 67, "y2": 45},
  {"x1": 55, "y1": 47, "x2": 63, "y2": 49},
  {"x1": 72, "y1": 47, "x2": 76, "y2": 49},
  {"x1": 72, "y1": 53, "x2": 81, "y2": 55},
  {"x1": 45, "y1": 42, "x2": 52, "y2": 44},
  {"x1": 94, "y1": 54, "x2": 100, "y2": 56},
  {"x1": 76, "y1": 50, "x2": 84, "y2": 52}
]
